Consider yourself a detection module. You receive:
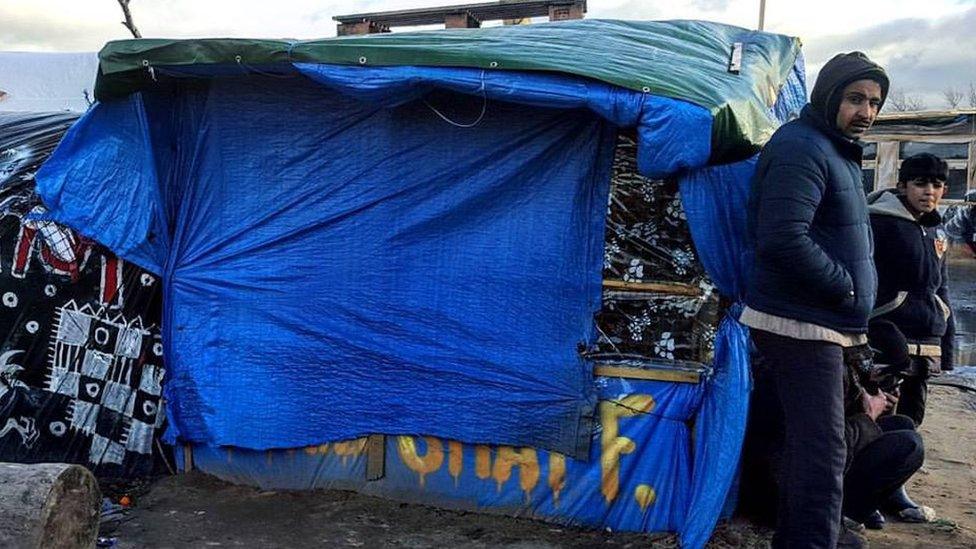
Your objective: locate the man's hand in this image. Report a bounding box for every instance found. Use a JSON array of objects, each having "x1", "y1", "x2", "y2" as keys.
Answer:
[
  {"x1": 882, "y1": 391, "x2": 898, "y2": 412},
  {"x1": 861, "y1": 390, "x2": 888, "y2": 420}
]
